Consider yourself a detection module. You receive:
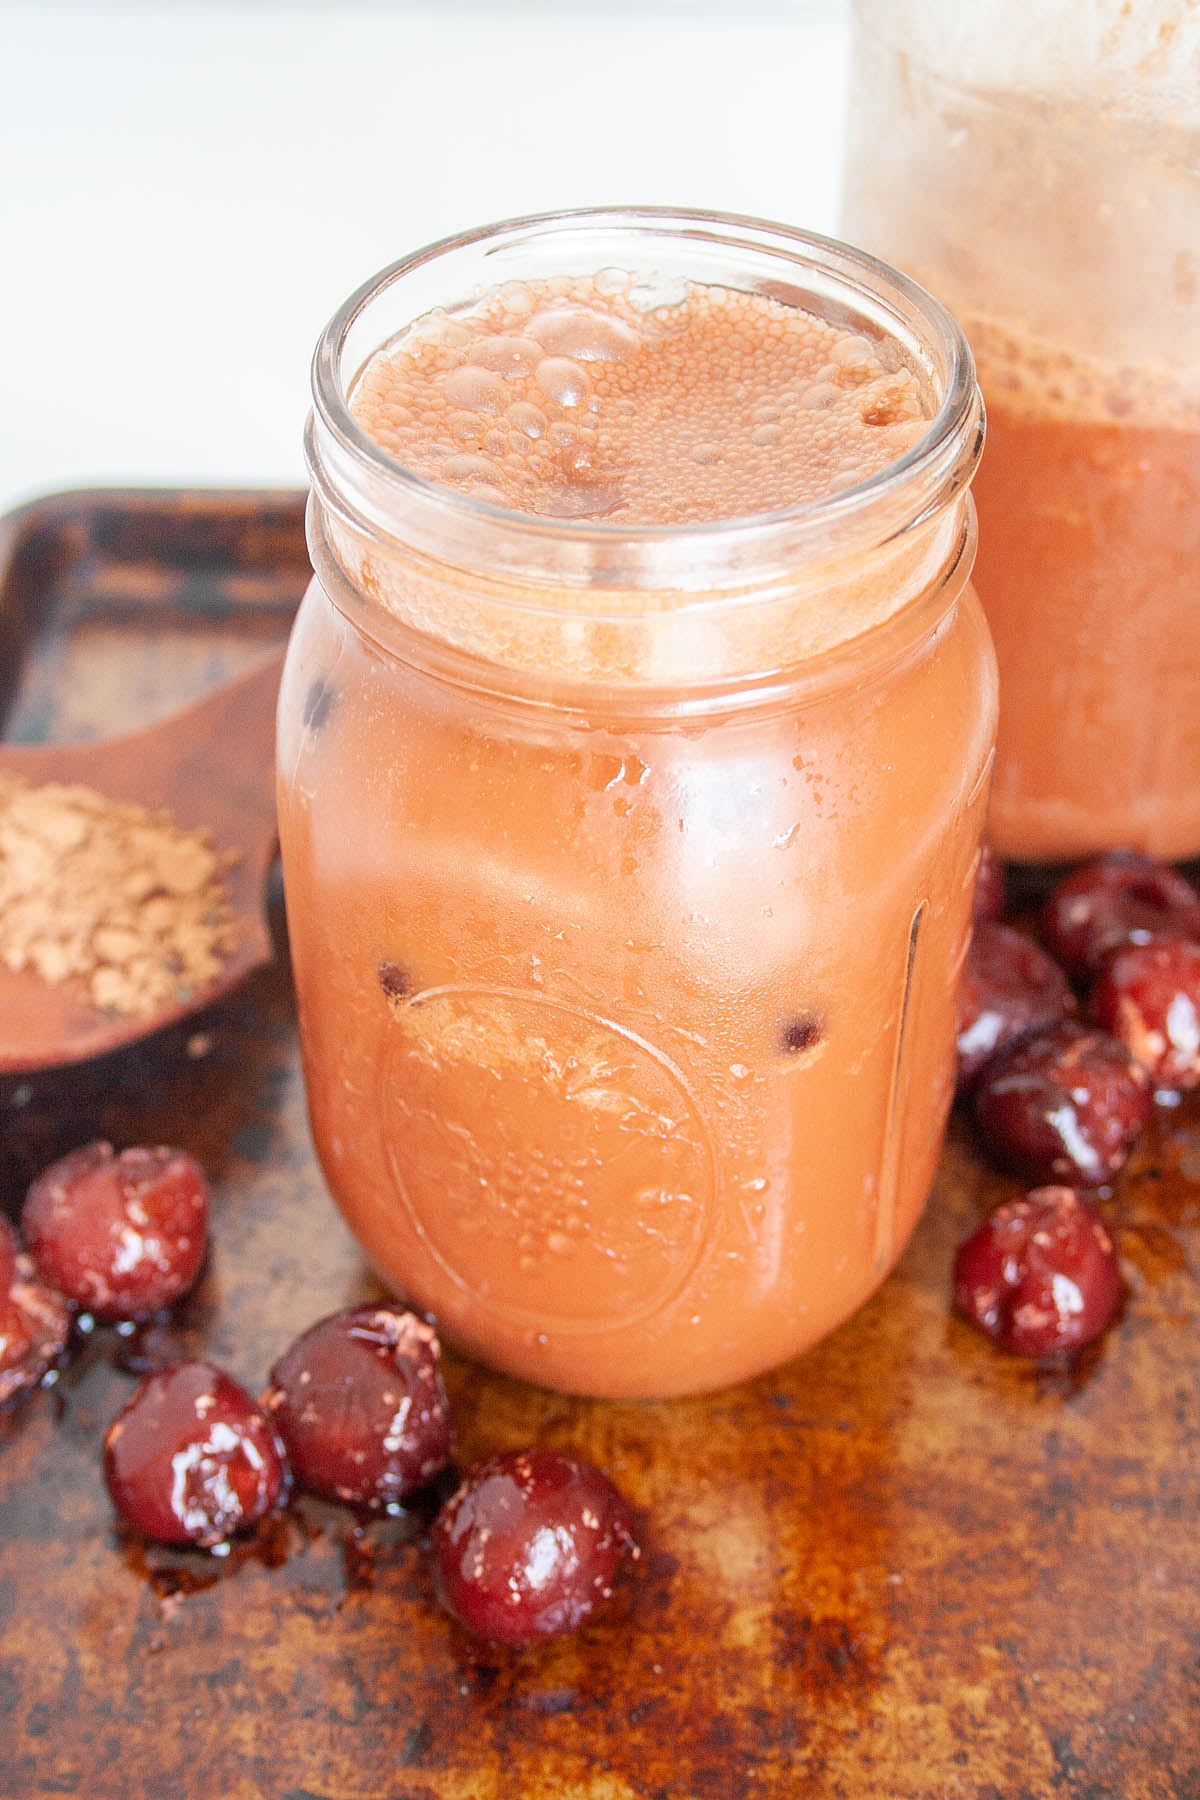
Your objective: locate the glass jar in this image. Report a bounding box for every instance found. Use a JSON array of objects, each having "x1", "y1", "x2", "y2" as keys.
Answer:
[
  {"x1": 843, "y1": 1, "x2": 1200, "y2": 862},
  {"x1": 278, "y1": 209, "x2": 996, "y2": 1399}
]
